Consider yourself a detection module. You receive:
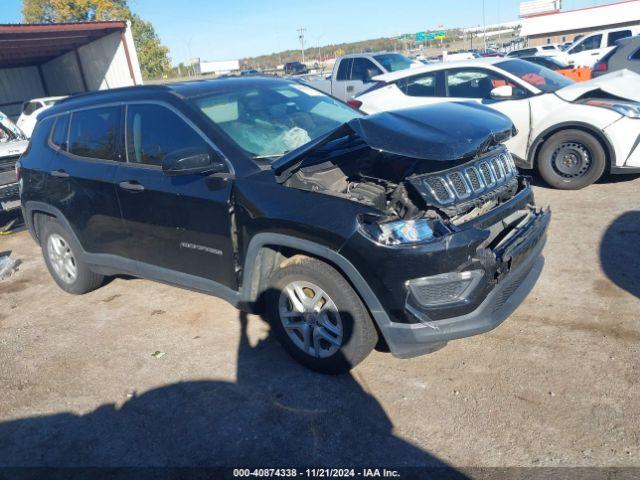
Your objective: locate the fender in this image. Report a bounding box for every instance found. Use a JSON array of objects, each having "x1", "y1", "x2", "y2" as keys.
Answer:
[
  {"x1": 525, "y1": 121, "x2": 617, "y2": 170},
  {"x1": 239, "y1": 232, "x2": 395, "y2": 340}
]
